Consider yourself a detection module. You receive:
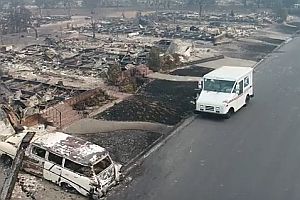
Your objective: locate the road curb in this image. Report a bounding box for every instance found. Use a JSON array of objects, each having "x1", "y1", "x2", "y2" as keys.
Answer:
[
  {"x1": 122, "y1": 115, "x2": 197, "y2": 175},
  {"x1": 253, "y1": 40, "x2": 285, "y2": 69},
  {"x1": 253, "y1": 31, "x2": 298, "y2": 69}
]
